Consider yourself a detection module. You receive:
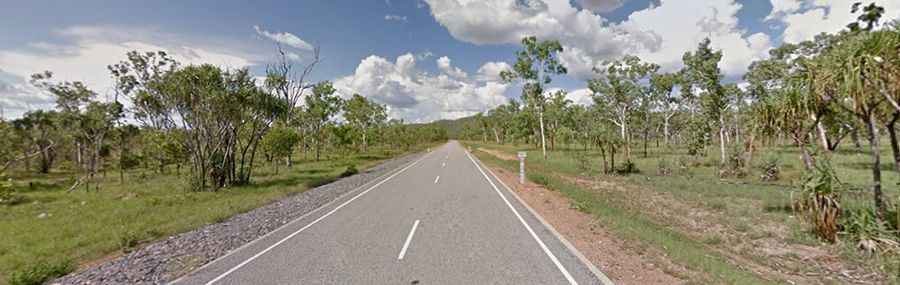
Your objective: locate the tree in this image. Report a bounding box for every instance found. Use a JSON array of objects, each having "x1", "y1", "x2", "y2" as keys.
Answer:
[
  {"x1": 650, "y1": 72, "x2": 679, "y2": 145},
  {"x1": 32, "y1": 71, "x2": 124, "y2": 190},
  {"x1": 589, "y1": 55, "x2": 659, "y2": 160},
  {"x1": 501, "y1": 36, "x2": 568, "y2": 159},
  {"x1": 681, "y1": 39, "x2": 729, "y2": 165},
  {"x1": 11, "y1": 110, "x2": 59, "y2": 173},
  {"x1": 304, "y1": 81, "x2": 344, "y2": 161},
  {"x1": 261, "y1": 124, "x2": 300, "y2": 174},
  {"x1": 343, "y1": 94, "x2": 387, "y2": 152},
  {"x1": 821, "y1": 6, "x2": 895, "y2": 217}
]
